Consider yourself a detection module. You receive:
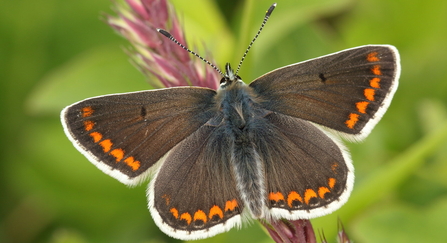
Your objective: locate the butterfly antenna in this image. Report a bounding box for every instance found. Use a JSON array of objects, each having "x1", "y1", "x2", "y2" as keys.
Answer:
[
  {"x1": 235, "y1": 3, "x2": 276, "y2": 76},
  {"x1": 157, "y1": 29, "x2": 225, "y2": 76}
]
